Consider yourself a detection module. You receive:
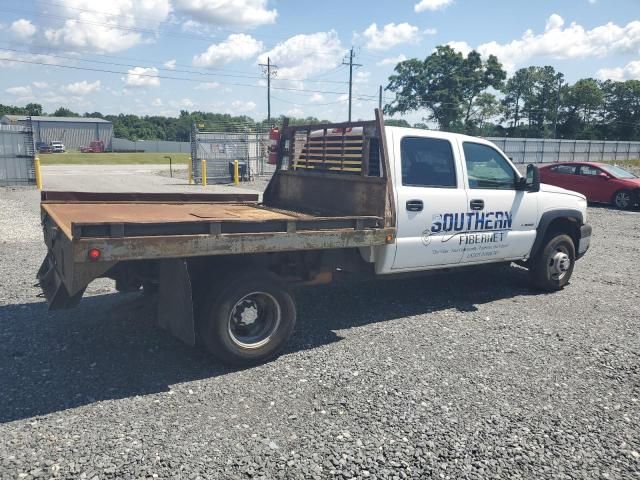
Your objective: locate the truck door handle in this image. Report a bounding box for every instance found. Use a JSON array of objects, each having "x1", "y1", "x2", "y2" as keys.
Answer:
[
  {"x1": 470, "y1": 199, "x2": 484, "y2": 211},
  {"x1": 406, "y1": 200, "x2": 423, "y2": 212}
]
